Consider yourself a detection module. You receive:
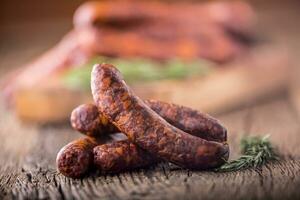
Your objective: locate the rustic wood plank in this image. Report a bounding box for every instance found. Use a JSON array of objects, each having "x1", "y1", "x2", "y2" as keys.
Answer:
[
  {"x1": 0, "y1": 101, "x2": 245, "y2": 199},
  {"x1": 1, "y1": 1, "x2": 300, "y2": 199},
  {"x1": 248, "y1": 97, "x2": 300, "y2": 156},
  {"x1": 2, "y1": 96, "x2": 300, "y2": 200}
]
